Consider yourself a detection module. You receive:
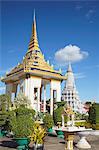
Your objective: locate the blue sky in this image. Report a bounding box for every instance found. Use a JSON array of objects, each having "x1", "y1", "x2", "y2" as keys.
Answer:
[{"x1": 0, "y1": 1, "x2": 99, "y2": 102}]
